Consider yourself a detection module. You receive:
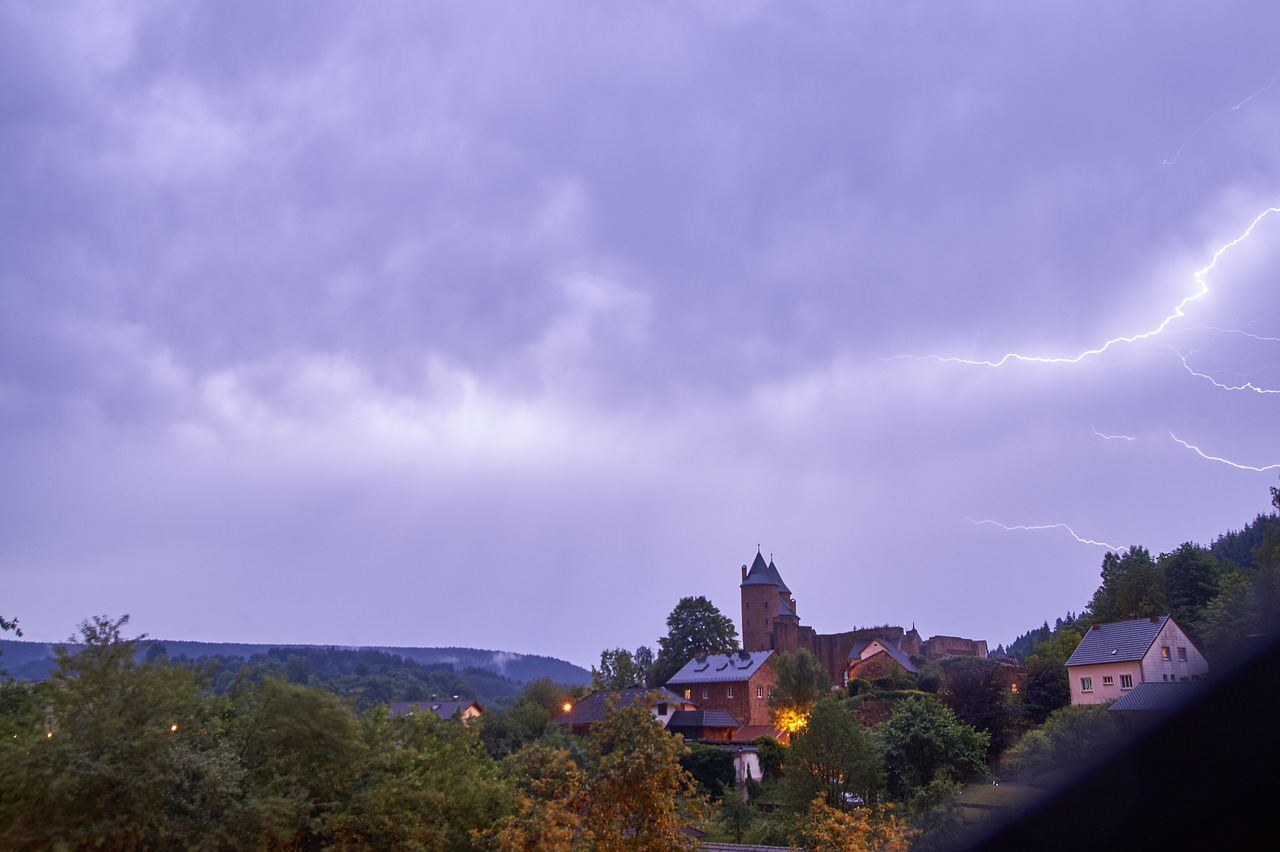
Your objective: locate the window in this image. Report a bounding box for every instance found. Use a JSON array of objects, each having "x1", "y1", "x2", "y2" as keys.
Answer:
[
  {"x1": 1178, "y1": 647, "x2": 1187, "y2": 662},
  {"x1": 727, "y1": 686, "x2": 734, "y2": 699},
  {"x1": 657, "y1": 703, "x2": 667, "y2": 716},
  {"x1": 684, "y1": 689, "x2": 691, "y2": 700},
  {"x1": 756, "y1": 686, "x2": 763, "y2": 699},
  {"x1": 1161, "y1": 646, "x2": 1171, "y2": 661},
  {"x1": 702, "y1": 689, "x2": 708, "y2": 700},
  {"x1": 1102, "y1": 675, "x2": 1114, "y2": 686},
  {"x1": 1121, "y1": 674, "x2": 1133, "y2": 689},
  {"x1": 1081, "y1": 677, "x2": 1093, "y2": 692}
]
